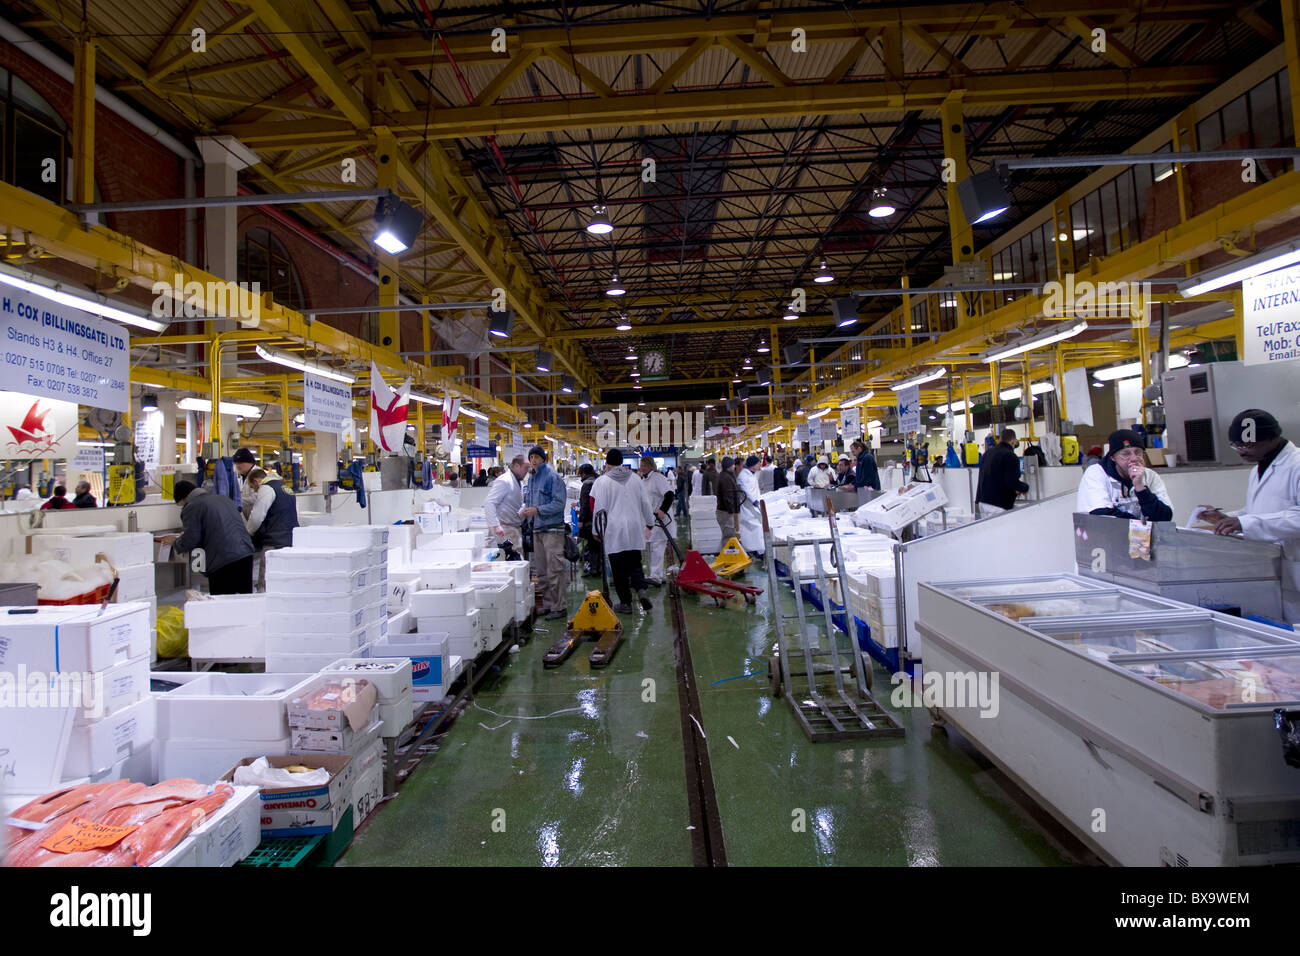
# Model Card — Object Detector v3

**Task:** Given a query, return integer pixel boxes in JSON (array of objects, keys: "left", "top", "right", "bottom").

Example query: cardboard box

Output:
[
  {"left": 349, "top": 751, "right": 384, "bottom": 826},
  {"left": 63, "top": 695, "right": 156, "bottom": 779},
  {"left": 155, "top": 672, "right": 317, "bottom": 741},
  {"left": 288, "top": 676, "right": 379, "bottom": 732},
  {"left": 266, "top": 547, "right": 369, "bottom": 574},
  {"left": 221, "top": 754, "right": 354, "bottom": 838},
  {"left": 0, "top": 604, "right": 149, "bottom": 673}
]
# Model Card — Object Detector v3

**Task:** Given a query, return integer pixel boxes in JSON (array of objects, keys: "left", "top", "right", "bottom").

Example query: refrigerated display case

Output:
[{"left": 916, "top": 573, "right": 1300, "bottom": 867}]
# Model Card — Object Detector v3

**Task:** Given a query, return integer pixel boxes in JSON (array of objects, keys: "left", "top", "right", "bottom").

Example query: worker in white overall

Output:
[
  {"left": 1201, "top": 408, "right": 1300, "bottom": 625},
  {"left": 638, "top": 454, "right": 676, "bottom": 586},
  {"left": 737, "top": 454, "right": 765, "bottom": 557}
]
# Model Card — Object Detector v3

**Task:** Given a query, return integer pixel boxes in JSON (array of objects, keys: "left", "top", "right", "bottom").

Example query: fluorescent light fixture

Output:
[
  {"left": 561, "top": 375, "right": 575, "bottom": 392},
  {"left": 980, "top": 320, "right": 1088, "bottom": 363},
  {"left": 890, "top": 367, "right": 947, "bottom": 391},
  {"left": 999, "top": 382, "right": 1056, "bottom": 401},
  {"left": 458, "top": 405, "right": 489, "bottom": 421},
  {"left": 0, "top": 265, "right": 167, "bottom": 332},
  {"left": 992, "top": 271, "right": 1016, "bottom": 281},
  {"left": 630, "top": 370, "right": 640, "bottom": 377},
  {"left": 586, "top": 204, "right": 612, "bottom": 235},
  {"left": 767, "top": 426, "right": 781, "bottom": 434},
  {"left": 1058, "top": 228, "right": 1093, "bottom": 242},
  {"left": 488, "top": 306, "right": 514, "bottom": 338},
  {"left": 373, "top": 194, "right": 422, "bottom": 254},
  {"left": 625, "top": 353, "right": 638, "bottom": 362},
  {"left": 255, "top": 344, "right": 357, "bottom": 383},
  {"left": 633, "top": 384, "right": 642, "bottom": 390},
  {"left": 1153, "top": 165, "right": 1174, "bottom": 183},
  {"left": 1178, "top": 239, "right": 1300, "bottom": 297},
  {"left": 838, "top": 390, "right": 876, "bottom": 409},
  {"left": 535, "top": 350, "right": 552, "bottom": 373},
  {"left": 409, "top": 391, "right": 443, "bottom": 406},
  {"left": 78, "top": 441, "right": 114, "bottom": 448},
  {"left": 957, "top": 169, "right": 1010, "bottom": 225},
  {"left": 1092, "top": 353, "right": 1188, "bottom": 381},
  {"left": 935, "top": 400, "right": 967, "bottom": 414},
  {"left": 806, "top": 408, "right": 830, "bottom": 420},
  {"left": 867, "top": 188, "right": 895, "bottom": 218},
  {"left": 814, "top": 259, "right": 835, "bottom": 284},
  {"left": 606, "top": 272, "right": 625, "bottom": 296},
  {"left": 177, "top": 397, "right": 261, "bottom": 417},
  {"left": 866, "top": 419, "right": 883, "bottom": 428}
]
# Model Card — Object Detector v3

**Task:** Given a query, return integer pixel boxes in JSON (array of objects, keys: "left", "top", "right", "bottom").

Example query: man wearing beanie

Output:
[
  {"left": 1201, "top": 409, "right": 1300, "bottom": 623},
  {"left": 589, "top": 449, "right": 654, "bottom": 614},
  {"left": 976, "top": 429, "right": 1030, "bottom": 516},
  {"left": 715, "top": 455, "right": 741, "bottom": 545},
  {"left": 168, "top": 479, "right": 256, "bottom": 594},
  {"left": 736, "top": 454, "right": 765, "bottom": 556},
  {"left": 1076, "top": 428, "right": 1173, "bottom": 521}
]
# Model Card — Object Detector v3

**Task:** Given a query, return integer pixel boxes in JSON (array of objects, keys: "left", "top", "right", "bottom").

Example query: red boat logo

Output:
[{"left": 5, "top": 401, "right": 58, "bottom": 454}]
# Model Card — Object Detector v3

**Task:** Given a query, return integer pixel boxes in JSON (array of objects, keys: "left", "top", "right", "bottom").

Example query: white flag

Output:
[{"left": 369, "top": 362, "right": 411, "bottom": 452}]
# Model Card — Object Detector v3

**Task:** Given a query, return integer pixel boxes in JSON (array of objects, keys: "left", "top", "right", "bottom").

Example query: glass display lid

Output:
[
  {"left": 1031, "top": 615, "right": 1299, "bottom": 662},
  {"left": 972, "top": 589, "right": 1180, "bottom": 621},
  {"left": 938, "top": 575, "right": 1106, "bottom": 601},
  {"left": 1112, "top": 650, "right": 1300, "bottom": 710}
]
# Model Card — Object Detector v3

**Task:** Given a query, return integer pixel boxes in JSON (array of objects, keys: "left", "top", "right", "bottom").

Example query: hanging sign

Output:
[
  {"left": 0, "top": 288, "right": 129, "bottom": 412},
  {"left": 897, "top": 385, "right": 921, "bottom": 433},
  {"left": 134, "top": 408, "right": 161, "bottom": 483},
  {"left": 304, "top": 371, "right": 352, "bottom": 435},
  {"left": 69, "top": 444, "right": 104, "bottom": 473},
  {"left": 1243, "top": 263, "right": 1300, "bottom": 366},
  {"left": 474, "top": 420, "right": 488, "bottom": 445},
  {"left": 793, "top": 424, "right": 808, "bottom": 443},
  {"left": 0, "top": 393, "right": 77, "bottom": 460},
  {"left": 840, "top": 407, "right": 861, "bottom": 439}
]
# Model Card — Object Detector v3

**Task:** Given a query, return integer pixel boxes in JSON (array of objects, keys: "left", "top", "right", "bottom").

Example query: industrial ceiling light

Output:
[
  {"left": 867, "top": 188, "right": 895, "bottom": 218},
  {"left": 738, "top": 386, "right": 750, "bottom": 401},
  {"left": 838, "top": 390, "right": 875, "bottom": 409},
  {"left": 956, "top": 169, "right": 1010, "bottom": 225},
  {"left": 141, "top": 393, "right": 159, "bottom": 411},
  {"left": 630, "top": 370, "right": 640, "bottom": 377},
  {"left": 561, "top": 375, "right": 575, "bottom": 392},
  {"left": 832, "top": 296, "right": 858, "bottom": 328},
  {"left": 999, "top": 382, "right": 1057, "bottom": 401},
  {"left": 1092, "top": 354, "right": 1189, "bottom": 382},
  {"left": 757, "top": 339, "right": 770, "bottom": 353},
  {"left": 177, "top": 397, "right": 261, "bottom": 417},
  {"left": 890, "top": 366, "right": 947, "bottom": 391},
  {"left": 806, "top": 408, "right": 830, "bottom": 420},
  {"left": 578, "top": 390, "right": 591, "bottom": 409},
  {"left": 1178, "top": 239, "right": 1300, "bottom": 296},
  {"left": 755, "top": 365, "right": 773, "bottom": 386},
  {"left": 732, "top": 375, "right": 742, "bottom": 383},
  {"left": 255, "top": 344, "right": 357, "bottom": 384},
  {"left": 783, "top": 342, "right": 808, "bottom": 366},
  {"left": 373, "top": 194, "right": 423, "bottom": 254},
  {"left": 0, "top": 264, "right": 168, "bottom": 332},
  {"left": 535, "top": 350, "right": 553, "bottom": 373},
  {"left": 980, "top": 320, "right": 1088, "bottom": 363},
  {"left": 634, "top": 384, "right": 642, "bottom": 389},
  {"left": 458, "top": 406, "right": 489, "bottom": 421},
  {"left": 606, "top": 272, "right": 625, "bottom": 296},
  {"left": 586, "top": 204, "right": 612, "bottom": 235},
  {"left": 814, "top": 259, "right": 835, "bottom": 284},
  {"left": 783, "top": 308, "right": 799, "bottom": 321},
  {"left": 625, "top": 352, "right": 638, "bottom": 361},
  {"left": 615, "top": 314, "right": 632, "bottom": 331},
  {"left": 488, "top": 305, "right": 514, "bottom": 338},
  {"left": 409, "top": 392, "right": 443, "bottom": 406}
]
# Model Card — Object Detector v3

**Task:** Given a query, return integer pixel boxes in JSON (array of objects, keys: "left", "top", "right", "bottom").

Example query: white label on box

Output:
[
  {"left": 109, "top": 621, "right": 133, "bottom": 657},
  {"left": 112, "top": 717, "right": 137, "bottom": 748},
  {"left": 110, "top": 672, "right": 135, "bottom": 698},
  {"left": 353, "top": 608, "right": 365, "bottom": 630},
  {"left": 357, "top": 570, "right": 368, "bottom": 589}
]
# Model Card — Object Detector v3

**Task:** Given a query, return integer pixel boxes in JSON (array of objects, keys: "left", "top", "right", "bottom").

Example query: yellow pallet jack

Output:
[
  {"left": 542, "top": 589, "right": 625, "bottom": 668},
  {"left": 709, "top": 537, "right": 753, "bottom": 578}
]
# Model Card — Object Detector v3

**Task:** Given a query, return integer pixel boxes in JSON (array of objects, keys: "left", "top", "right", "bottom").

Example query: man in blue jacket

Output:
[
  {"left": 851, "top": 440, "right": 881, "bottom": 492},
  {"left": 522, "top": 445, "right": 569, "bottom": 620}
]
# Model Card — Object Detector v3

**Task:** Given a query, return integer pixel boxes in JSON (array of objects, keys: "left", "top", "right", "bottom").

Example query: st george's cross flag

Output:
[{"left": 369, "top": 362, "right": 411, "bottom": 452}]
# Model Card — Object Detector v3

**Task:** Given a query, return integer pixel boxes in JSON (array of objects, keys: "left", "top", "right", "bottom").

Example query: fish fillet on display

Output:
[
  {"left": 106, "top": 778, "right": 211, "bottom": 808},
  {"left": 9, "top": 782, "right": 117, "bottom": 824},
  {"left": 99, "top": 799, "right": 187, "bottom": 829},
  {"left": 121, "top": 785, "right": 234, "bottom": 867},
  {"left": 3, "top": 781, "right": 141, "bottom": 868}
]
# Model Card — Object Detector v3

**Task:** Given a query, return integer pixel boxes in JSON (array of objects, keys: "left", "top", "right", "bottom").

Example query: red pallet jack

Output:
[
  {"left": 659, "top": 513, "right": 763, "bottom": 606},
  {"left": 543, "top": 512, "right": 625, "bottom": 668}
]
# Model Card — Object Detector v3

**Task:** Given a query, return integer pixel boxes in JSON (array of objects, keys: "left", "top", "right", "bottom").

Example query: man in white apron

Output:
[
  {"left": 1202, "top": 408, "right": 1300, "bottom": 625},
  {"left": 638, "top": 454, "right": 676, "bottom": 585},
  {"left": 737, "top": 454, "right": 765, "bottom": 557}
]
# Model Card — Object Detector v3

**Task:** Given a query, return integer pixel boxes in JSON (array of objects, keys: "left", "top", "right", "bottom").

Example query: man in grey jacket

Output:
[{"left": 171, "top": 480, "right": 256, "bottom": 594}]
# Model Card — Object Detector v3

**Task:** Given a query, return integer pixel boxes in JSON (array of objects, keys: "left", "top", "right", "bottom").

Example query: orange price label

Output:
[{"left": 39, "top": 816, "right": 138, "bottom": 853}]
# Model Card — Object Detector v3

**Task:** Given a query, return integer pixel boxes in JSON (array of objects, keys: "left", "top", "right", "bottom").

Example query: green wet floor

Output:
[{"left": 342, "top": 523, "right": 1095, "bottom": 868}]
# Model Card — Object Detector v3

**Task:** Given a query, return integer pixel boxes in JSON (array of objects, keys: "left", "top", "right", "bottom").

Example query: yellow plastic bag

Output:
[{"left": 156, "top": 605, "right": 188, "bottom": 659}]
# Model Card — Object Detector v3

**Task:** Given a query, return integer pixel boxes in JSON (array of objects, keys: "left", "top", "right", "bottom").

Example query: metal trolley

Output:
[{"left": 760, "top": 498, "right": 903, "bottom": 742}]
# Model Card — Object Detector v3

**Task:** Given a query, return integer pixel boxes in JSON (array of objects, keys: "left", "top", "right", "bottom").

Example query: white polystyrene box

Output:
[
  {"left": 263, "top": 650, "right": 343, "bottom": 674},
  {"left": 265, "top": 606, "right": 371, "bottom": 638},
  {"left": 75, "top": 653, "right": 151, "bottom": 726},
  {"left": 411, "top": 561, "right": 470, "bottom": 589},
  {"left": 388, "top": 608, "right": 413, "bottom": 635},
  {"left": 416, "top": 607, "right": 479, "bottom": 640},
  {"left": 293, "top": 524, "right": 390, "bottom": 549},
  {"left": 444, "top": 632, "right": 483, "bottom": 661},
  {"left": 320, "top": 656, "right": 412, "bottom": 701},
  {"left": 188, "top": 625, "right": 265, "bottom": 662},
  {"left": 265, "top": 547, "right": 369, "bottom": 574},
  {"left": 63, "top": 695, "right": 156, "bottom": 779},
  {"left": 185, "top": 594, "right": 266, "bottom": 630},
  {"left": 410, "top": 586, "right": 476, "bottom": 617},
  {"left": 416, "top": 530, "right": 485, "bottom": 551},
  {"left": 264, "top": 585, "right": 383, "bottom": 618},
  {"left": 155, "top": 672, "right": 316, "bottom": 741},
  {"left": 31, "top": 531, "right": 154, "bottom": 568},
  {"left": 0, "top": 604, "right": 149, "bottom": 673},
  {"left": 158, "top": 735, "right": 290, "bottom": 783},
  {"left": 265, "top": 566, "right": 374, "bottom": 595},
  {"left": 112, "top": 563, "right": 156, "bottom": 602}
]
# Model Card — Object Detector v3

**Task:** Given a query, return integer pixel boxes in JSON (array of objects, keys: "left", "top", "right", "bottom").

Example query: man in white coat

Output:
[
  {"left": 1201, "top": 409, "right": 1300, "bottom": 624},
  {"left": 691, "top": 464, "right": 703, "bottom": 498},
  {"left": 590, "top": 449, "right": 654, "bottom": 614},
  {"left": 736, "top": 454, "right": 765, "bottom": 557},
  {"left": 483, "top": 454, "right": 528, "bottom": 550},
  {"left": 638, "top": 454, "right": 676, "bottom": 585}
]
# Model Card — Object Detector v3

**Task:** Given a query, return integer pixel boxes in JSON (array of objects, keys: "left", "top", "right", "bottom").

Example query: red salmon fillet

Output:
[
  {"left": 106, "top": 778, "right": 211, "bottom": 808},
  {"left": 9, "top": 781, "right": 119, "bottom": 824},
  {"left": 99, "top": 798, "right": 186, "bottom": 829},
  {"left": 123, "top": 785, "right": 234, "bottom": 867},
  {"left": 4, "top": 781, "right": 141, "bottom": 867}
]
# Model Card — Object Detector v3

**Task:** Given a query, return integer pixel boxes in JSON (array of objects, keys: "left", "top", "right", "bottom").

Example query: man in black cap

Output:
[
  {"left": 715, "top": 455, "right": 741, "bottom": 544},
  {"left": 1200, "top": 409, "right": 1300, "bottom": 622},
  {"left": 1075, "top": 428, "right": 1173, "bottom": 521},
  {"left": 167, "top": 480, "right": 256, "bottom": 594}
]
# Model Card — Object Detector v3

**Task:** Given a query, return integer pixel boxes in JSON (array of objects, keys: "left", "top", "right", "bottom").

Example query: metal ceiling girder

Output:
[{"left": 221, "top": 66, "right": 1224, "bottom": 145}]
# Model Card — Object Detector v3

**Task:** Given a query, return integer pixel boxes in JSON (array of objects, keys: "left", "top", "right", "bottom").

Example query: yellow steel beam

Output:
[
  {"left": 471, "top": 47, "right": 542, "bottom": 106},
  {"left": 149, "top": 10, "right": 260, "bottom": 83},
  {"left": 1063, "top": 15, "right": 1144, "bottom": 68},
  {"left": 145, "top": 84, "right": 348, "bottom": 120},
  {"left": 718, "top": 35, "right": 793, "bottom": 87},
  {"left": 542, "top": 47, "right": 615, "bottom": 98},
  {"left": 146, "top": 0, "right": 208, "bottom": 75},
  {"left": 222, "top": 65, "right": 1223, "bottom": 144},
  {"left": 940, "top": 93, "right": 974, "bottom": 264},
  {"left": 72, "top": 37, "right": 94, "bottom": 206}
]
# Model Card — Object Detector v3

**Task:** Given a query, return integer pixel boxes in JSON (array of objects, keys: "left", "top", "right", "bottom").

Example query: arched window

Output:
[
  {"left": 1, "top": 68, "right": 72, "bottom": 204},
  {"left": 238, "top": 227, "right": 307, "bottom": 312}
]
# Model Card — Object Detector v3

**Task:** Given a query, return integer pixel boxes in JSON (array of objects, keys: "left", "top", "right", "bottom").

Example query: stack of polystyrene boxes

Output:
[
  {"left": 689, "top": 494, "right": 721, "bottom": 554},
  {"left": 468, "top": 570, "right": 514, "bottom": 651},
  {"left": 263, "top": 547, "right": 376, "bottom": 672},
  {"left": 30, "top": 531, "right": 158, "bottom": 628},
  {"left": 490, "top": 560, "right": 532, "bottom": 625},
  {"left": 409, "top": 561, "right": 484, "bottom": 662},
  {"left": 292, "top": 525, "right": 391, "bottom": 648}
]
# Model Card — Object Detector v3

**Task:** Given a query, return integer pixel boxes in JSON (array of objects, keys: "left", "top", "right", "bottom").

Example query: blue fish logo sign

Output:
[{"left": 411, "top": 659, "right": 430, "bottom": 681}]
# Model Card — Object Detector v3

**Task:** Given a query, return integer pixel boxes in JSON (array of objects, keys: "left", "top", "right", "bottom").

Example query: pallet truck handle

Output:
[
  {"left": 760, "top": 498, "right": 770, "bottom": 533},
  {"left": 655, "top": 511, "right": 686, "bottom": 564}
]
